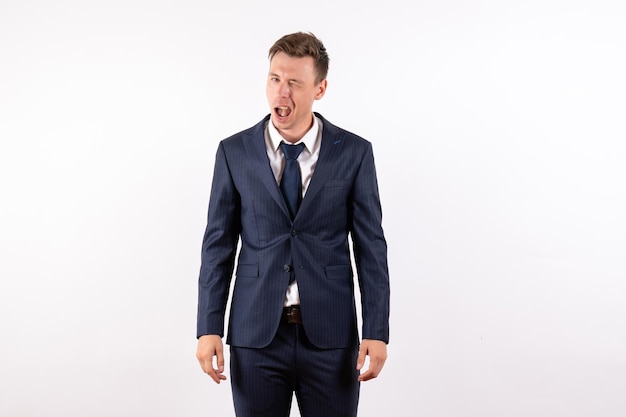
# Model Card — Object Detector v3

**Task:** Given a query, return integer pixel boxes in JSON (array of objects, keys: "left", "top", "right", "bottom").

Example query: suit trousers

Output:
[{"left": 230, "top": 320, "right": 360, "bottom": 417}]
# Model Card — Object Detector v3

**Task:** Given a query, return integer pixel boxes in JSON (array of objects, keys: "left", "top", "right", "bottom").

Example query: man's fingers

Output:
[
  {"left": 215, "top": 344, "right": 225, "bottom": 372},
  {"left": 199, "top": 358, "right": 227, "bottom": 384},
  {"left": 205, "top": 366, "right": 220, "bottom": 383},
  {"left": 208, "top": 367, "right": 227, "bottom": 384},
  {"left": 357, "top": 358, "right": 383, "bottom": 381},
  {"left": 211, "top": 347, "right": 226, "bottom": 383},
  {"left": 356, "top": 348, "right": 367, "bottom": 371},
  {"left": 356, "top": 339, "right": 387, "bottom": 382},
  {"left": 196, "top": 335, "right": 227, "bottom": 384}
]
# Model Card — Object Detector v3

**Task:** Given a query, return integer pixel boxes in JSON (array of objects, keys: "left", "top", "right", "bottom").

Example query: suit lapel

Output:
[
  {"left": 242, "top": 116, "right": 292, "bottom": 220},
  {"left": 297, "top": 115, "right": 345, "bottom": 218}
]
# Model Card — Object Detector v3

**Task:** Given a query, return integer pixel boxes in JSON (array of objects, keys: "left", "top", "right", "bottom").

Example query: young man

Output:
[{"left": 196, "top": 31, "right": 390, "bottom": 417}]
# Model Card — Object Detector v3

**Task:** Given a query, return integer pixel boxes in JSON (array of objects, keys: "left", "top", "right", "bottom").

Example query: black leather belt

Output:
[{"left": 282, "top": 306, "right": 302, "bottom": 324}]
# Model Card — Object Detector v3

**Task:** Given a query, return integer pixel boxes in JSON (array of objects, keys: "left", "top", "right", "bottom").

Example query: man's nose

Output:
[{"left": 279, "top": 82, "right": 291, "bottom": 97}]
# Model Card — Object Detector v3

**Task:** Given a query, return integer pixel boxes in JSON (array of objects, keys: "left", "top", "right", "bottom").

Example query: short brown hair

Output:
[{"left": 268, "top": 32, "right": 329, "bottom": 84}]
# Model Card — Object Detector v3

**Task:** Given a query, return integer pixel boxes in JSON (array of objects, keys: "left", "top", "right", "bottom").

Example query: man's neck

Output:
[{"left": 275, "top": 114, "right": 314, "bottom": 143}]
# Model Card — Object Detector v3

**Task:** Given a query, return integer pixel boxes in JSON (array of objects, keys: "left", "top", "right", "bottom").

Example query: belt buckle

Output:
[{"left": 285, "top": 306, "right": 301, "bottom": 324}]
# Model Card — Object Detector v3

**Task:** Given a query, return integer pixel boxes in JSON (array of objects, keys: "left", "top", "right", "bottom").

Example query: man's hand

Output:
[
  {"left": 196, "top": 334, "right": 227, "bottom": 384},
  {"left": 356, "top": 339, "right": 387, "bottom": 382}
]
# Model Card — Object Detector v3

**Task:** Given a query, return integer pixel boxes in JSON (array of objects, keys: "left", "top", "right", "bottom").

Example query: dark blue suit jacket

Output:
[{"left": 197, "top": 113, "right": 389, "bottom": 349}]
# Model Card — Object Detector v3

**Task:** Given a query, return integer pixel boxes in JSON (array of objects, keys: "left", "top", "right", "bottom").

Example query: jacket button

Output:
[
  {"left": 291, "top": 229, "right": 297, "bottom": 237},
  {"left": 283, "top": 264, "right": 292, "bottom": 272}
]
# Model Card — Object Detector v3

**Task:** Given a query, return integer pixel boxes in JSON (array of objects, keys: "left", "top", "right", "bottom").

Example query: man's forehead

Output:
[{"left": 269, "top": 54, "right": 316, "bottom": 76}]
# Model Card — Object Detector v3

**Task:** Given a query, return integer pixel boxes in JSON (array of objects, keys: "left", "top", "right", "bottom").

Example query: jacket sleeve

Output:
[
  {"left": 196, "top": 142, "right": 241, "bottom": 338},
  {"left": 349, "top": 142, "right": 390, "bottom": 343}
]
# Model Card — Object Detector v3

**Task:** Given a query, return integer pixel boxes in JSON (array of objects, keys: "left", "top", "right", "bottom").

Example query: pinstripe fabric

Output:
[
  {"left": 230, "top": 322, "right": 360, "bottom": 417},
  {"left": 197, "top": 113, "right": 390, "bottom": 349}
]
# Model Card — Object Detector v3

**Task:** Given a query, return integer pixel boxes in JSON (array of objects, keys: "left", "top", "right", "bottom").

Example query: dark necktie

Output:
[{"left": 279, "top": 142, "right": 305, "bottom": 220}]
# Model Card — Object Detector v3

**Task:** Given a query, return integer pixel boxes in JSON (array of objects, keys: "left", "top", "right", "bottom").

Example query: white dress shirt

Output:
[{"left": 265, "top": 115, "right": 322, "bottom": 306}]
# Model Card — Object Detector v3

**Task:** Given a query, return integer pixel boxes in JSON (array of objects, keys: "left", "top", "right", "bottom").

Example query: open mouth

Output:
[{"left": 275, "top": 106, "right": 292, "bottom": 118}]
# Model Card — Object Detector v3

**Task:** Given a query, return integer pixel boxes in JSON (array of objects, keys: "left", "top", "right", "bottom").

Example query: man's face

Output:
[{"left": 266, "top": 52, "right": 327, "bottom": 142}]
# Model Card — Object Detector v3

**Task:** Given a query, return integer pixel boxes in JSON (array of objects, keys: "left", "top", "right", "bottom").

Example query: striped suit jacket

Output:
[{"left": 197, "top": 113, "right": 390, "bottom": 349}]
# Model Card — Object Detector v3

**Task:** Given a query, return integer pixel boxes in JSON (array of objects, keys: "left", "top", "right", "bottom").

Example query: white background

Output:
[{"left": 1, "top": 1, "right": 625, "bottom": 416}]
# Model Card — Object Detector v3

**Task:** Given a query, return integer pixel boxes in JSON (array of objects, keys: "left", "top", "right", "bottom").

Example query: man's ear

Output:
[{"left": 314, "top": 79, "right": 328, "bottom": 100}]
